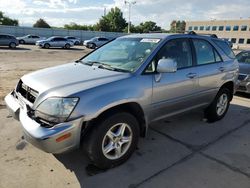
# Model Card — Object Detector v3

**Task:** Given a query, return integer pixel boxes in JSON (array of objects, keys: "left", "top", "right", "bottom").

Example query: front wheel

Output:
[
  {"left": 84, "top": 112, "right": 139, "bottom": 169},
  {"left": 205, "top": 88, "right": 231, "bottom": 122},
  {"left": 44, "top": 43, "right": 50, "bottom": 49}
]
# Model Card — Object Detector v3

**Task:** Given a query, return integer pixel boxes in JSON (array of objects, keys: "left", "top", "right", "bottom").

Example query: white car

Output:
[
  {"left": 64, "top": 36, "right": 81, "bottom": 45},
  {"left": 83, "top": 37, "right": 110, "bottom": 49},
  {"left": 17, "top": 35, "right": 46, "bottom": 44}
]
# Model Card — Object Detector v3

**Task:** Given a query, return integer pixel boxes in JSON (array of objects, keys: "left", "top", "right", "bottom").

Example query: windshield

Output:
[
  {"left": 236, "top": 51, "right": 250, "bottom": 63},
  {"left": 81, "top": 37, "right": 160, "bottom": 72}
]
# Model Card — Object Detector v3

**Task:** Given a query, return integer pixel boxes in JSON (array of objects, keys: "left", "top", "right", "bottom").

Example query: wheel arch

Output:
[
  {"left": 81, "top": 102, "right": 147, "bottom": 139},
  {"left": 220, "top": 81, "right": 234, "bottom": 101}
]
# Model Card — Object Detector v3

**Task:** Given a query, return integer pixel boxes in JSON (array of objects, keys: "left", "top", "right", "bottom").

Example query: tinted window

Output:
[
  {"left": 32, "top": 36, "right": 39, "bottom": 38},
  {"left": 212, "top": 26, "right": 217, "bottom": 31},
  {"left": 99, "top": 38, "right": 108, "bottom": 41},
  {"left": 241, "top": 25, "right": 247, "bottom": 31},
  {"left": 239, "top": 38, "right": 244, "bottom": 44},
  {"left": 193, "top": 39, "right": 217, "bottom": 65},
  {"left": 54, "top": 38, "right": 66, "bottom": 41},
  {"left": 226, "top": 26, "right": 231, "bottom": 31},
  {"left": 233, "top": 25, "right": 239, "bottom": 31},
  {"left": 156, "top": 39, "right": 192, "bottom": 69},
  {"left": 68, "top": 37, "right": 75, "bottom": 39},
  {"left": 200, "top": 26, "right": 204, "bottom": 31},
  {"left": 213, "top": 39, "right": 235, "bottom": 59},
  {"left": 188, "top": 26, "right": 192, "bottom": 31},
  {"left": 194, "top": 26, "right": 198, "bottom": 31},
  {"left": 247, "top": 39, "right": 250, "bottom": 44},
  {"left": 219, "top": 26, "right": 224, "bottom": 31},
  {"left": 206, "top": 26, "right": 210, "bottom": 31}
]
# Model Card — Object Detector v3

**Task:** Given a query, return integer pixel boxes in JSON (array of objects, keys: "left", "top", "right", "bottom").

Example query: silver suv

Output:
[{"left": 5, "top": 33, "right": 239, "bottom": 169}]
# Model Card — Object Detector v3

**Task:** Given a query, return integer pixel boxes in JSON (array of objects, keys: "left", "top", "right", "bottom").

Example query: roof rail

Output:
[{"left": 186, "top": 31, "right": 218, "bottom": 38}]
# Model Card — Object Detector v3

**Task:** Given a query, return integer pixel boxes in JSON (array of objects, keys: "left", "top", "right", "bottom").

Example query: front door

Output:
[{"left": 150, "top": 38, "right": 199, "bottom": 121}]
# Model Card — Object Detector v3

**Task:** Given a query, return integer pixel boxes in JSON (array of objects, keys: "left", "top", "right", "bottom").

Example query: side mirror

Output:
[{"left": 157, "top": 58, "right": 177, "bottom": 73}]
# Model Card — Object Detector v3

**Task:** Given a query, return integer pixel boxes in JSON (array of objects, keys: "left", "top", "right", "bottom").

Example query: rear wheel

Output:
[
  {"left": 65, "top": 43, "right": 70, "bottom": 49},
  {"left": 205, "top": 88, "right": 231, "bottom": 122},
  {"left": 84, "top": 112, "right": 139, "bottom": 169},
  {"left": 44, "top": 43, "right": 50, "bottom": 49},
  {"left": 9, "top": 42, "right": 16, "bottom": 48},
  {"left": 74, "top": 41, "right": 79, "bottom": 45}
]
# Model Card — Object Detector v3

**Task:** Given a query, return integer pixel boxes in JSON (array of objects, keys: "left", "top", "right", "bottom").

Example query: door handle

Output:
[
  {"left": 186, "top": 73, "right": 197, "bottom": 79},
  {"left": 219, "top": 67, "right": 225, "bottom": 72}
]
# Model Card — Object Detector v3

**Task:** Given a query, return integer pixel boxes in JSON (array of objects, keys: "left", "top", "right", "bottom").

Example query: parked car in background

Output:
[
  {"left": 64, "top": 36, "right": 81, "bottom": 45},
  {"left": 0, "top": 34, "right": 19, "bottom": 48},
  {"left": 236, "top": 50, "right": 250, "bottom": 93},
  {"left": 83, "top": 37, "right": 110, "bottom": 49},
  {"left": 17, "top": 35, "right": 46, "bottom": 44},
  {"left": 5, "top": 33, "right": 238, "bottom": 169},
  {"left": 36, "top": 36, "right": 74, "bottom": 49}
]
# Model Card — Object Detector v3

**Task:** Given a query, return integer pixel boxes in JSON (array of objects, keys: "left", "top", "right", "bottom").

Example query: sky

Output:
[{"left": 0, "top": 0, "right": 250, "bottom": 29}]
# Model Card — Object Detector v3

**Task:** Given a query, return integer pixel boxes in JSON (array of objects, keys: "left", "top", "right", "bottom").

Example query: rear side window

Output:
[
  {"left": 212, "top": 39, "right": 235, "bottom": 59},
  {"left": 193, "top": 39, "right": 222, "bottom": 65}
]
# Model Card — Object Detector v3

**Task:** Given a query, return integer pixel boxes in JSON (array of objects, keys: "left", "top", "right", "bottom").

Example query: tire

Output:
[
  {"left": 84, "top": 112, "right": 140, "bottom": 169},
  {"left": 9, "top": 42, "right": 16, "bottom": 49},
  {"left": 74, "top": 41, "right": 79, "bottom": 45},
  {"left": 44, "top": 43, "right": 50, "bottom": 49},
  {"left": 19, "top": 40, "right": 25, "bottom": 44},
  {"left": 65, "top": 43, "right": 70, "bottom": 49},
  {"left": 205, "top": 88, "right": 231, "bottom": 122},
  {"left": 90, "top": 43, "right": 96, "bottom": 49}
]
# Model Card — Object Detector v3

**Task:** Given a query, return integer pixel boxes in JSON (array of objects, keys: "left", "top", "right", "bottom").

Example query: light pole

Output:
[{"left": 125, "top": 0, "right": 136, "bottom": 34}]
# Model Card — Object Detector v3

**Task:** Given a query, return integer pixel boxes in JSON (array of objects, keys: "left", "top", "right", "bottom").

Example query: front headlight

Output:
[{"left": 35, "top": 97, "right": 79, "bottom": 124}]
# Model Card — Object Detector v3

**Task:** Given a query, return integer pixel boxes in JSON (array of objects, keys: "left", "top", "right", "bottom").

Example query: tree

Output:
[
  {"left": 138, "top": 21, "right": 162, "bottom": 33},
  {"left": 64, "top": 22, "right": 95, "bottom": 30},
  {"left": 0, "top": 11, "right": 19, "bottom": 26},
  {"left": 33, "top": 18, "right": 51, "bottom": 28},
  {"left": 170, "top": 20, "right": 186, "bottom": 33},
  {"left": 97, "top": 7, "right": 127, "bottom": 32}
]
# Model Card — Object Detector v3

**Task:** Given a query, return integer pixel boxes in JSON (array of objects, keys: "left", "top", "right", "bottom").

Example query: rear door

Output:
[
  {"left": 150, "top": 38, "right": 199, "bottom": 121},
  {"left": 191, "top": 38, "right": 223, "bottom": 103}
]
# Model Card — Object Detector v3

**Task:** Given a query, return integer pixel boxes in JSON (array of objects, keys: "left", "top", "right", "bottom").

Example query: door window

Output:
[{"left": 157, "top": 38, "right": 193, "bottom": 69}]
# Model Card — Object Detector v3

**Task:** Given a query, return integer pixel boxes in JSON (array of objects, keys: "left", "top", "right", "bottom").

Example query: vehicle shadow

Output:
[
  {"left": 235, "top": 92, "right": 250, "bottom": 99},
  {"left": 41, "top": 47, "right": 84, "bottom": 51},
  {"left": 53, "top": 103, "right": 250, "bottom": 188},
  {"left": 0, "top": 47, "right": 31, "bottom": 50}
]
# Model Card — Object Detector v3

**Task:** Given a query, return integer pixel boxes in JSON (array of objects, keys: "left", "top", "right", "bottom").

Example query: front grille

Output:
[
  {"left": 238, "top": 74, "right": 247, "bottom": 81},
  {"left": 16, "top": 80, "right": 38, "bottom": 103}
]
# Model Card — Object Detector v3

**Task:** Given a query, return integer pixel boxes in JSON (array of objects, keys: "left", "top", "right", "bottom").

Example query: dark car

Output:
[
  {"left": 0, "top": 34, "right": 19, "bottom": 48},
  {"left": 236, "top": 51, "right": 250, "bottom": 93}
]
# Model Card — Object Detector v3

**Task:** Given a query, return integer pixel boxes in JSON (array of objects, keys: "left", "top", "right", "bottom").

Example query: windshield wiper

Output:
[{"left": 83, "top": 61, "right": 131, "bottom": 73}]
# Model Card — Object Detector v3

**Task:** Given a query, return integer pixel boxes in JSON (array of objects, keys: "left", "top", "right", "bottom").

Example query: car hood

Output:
[
  {"left": 239, "top": 62, "right": 250, "bottom": 74},
  {"left": 21, "top": 62, "right": 130, "bottom": 104}
]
